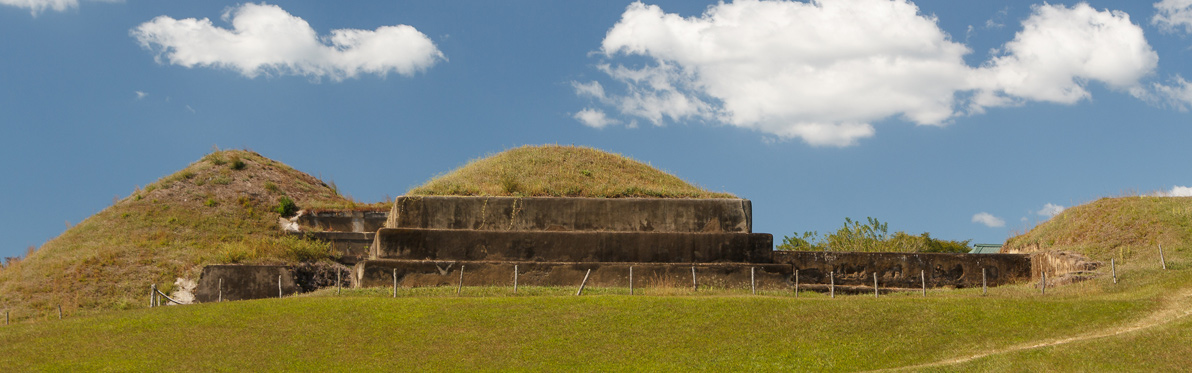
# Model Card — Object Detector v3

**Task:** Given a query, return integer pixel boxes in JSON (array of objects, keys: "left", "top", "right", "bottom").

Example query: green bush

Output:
[
  {"left": 275, "top": 196, "right": 298, "bottom": 217},
  {"left": 778, "top": 217, "right": 971, "bottom": 253}
]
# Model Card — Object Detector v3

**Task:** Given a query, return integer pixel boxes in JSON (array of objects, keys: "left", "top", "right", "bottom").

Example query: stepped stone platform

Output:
[
  {"left": 356, "top": 259, "right": 792, "bottom": 289},
  {"left": 772, "top": 251, "right": 1031, "bottom": 288},
  {"left": 353, "top": 196, "right": 772, "bottom": 288},
  {"left": 387, "top": 196, "right": 752, "bottom": 232},
  {"left": 372, "top": 229, "right": 773, "bottom": 263}
]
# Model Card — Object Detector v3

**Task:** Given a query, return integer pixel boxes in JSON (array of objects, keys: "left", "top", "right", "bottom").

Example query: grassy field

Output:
[
  {"left": 1, "top": 258, "right": 1188, "bottom": 371},
  {"left": 408, "top": 144, "right": 735, "bottom": 198}
]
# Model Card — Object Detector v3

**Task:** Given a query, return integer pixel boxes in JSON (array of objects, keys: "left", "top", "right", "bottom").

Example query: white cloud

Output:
[
  {"left": 971, "top": 3, "right": 1158, "bottom": 110},
  {"left": 972, "top": 212, "right": 1005, "bottom": 228},
  {"left": 1155, "top": 185, "right": 1192, "bottom": 197},
  {"left": 1154, "top": 0, "right": 1192, "bottom": 33},
  {"left": 1036, "top": 203, "right": 1065, "bottom": 217},
  {"left": 134, "top": 91, "right": 148, "bottom": 100},
  {"left": 131, "top": 3, "right": 444, "bottom": 81},
  {"left": 580, "top": 1, "right": 1158, "bottom": 146},
  {"left": 1149, "top": 76, "right": 1192, "bottom": 110},
  {"left": 573, "top": 108, "right": 619, "bottom": 129},
  {"left": 1, "top": 0, "right": 116, "bottom": 16}
]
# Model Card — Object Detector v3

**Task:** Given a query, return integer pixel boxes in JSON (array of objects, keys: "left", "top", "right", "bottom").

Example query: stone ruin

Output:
[{"left": 193, "top": 195, "right": 1038, "bottom": 302}]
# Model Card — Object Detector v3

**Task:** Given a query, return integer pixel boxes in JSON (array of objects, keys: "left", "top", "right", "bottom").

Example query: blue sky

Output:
[{"left": 2, "top": 0, "right": 1191, "bottom": 259}]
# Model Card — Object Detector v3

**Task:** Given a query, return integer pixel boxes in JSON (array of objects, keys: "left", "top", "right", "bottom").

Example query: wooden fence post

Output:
[
  {"left": 278, "top": 275, "right": 282, "bottom": 299},
  {"left": 794, "top": 269, "right": 799, "bottom": 298},
  {"left": 920, "top": 270, "right": 926, "bottom": 297},
  {"left": 1111, "top": 259, "right": 1117, "bottom": 284},
  {"left": 1041, "top": 272, "right": 1047, "bottom": 295},
  {"left": 629, "top": 266, "right": 634, "bottom": 295},
  {"left": 457, "top": 265, "right": 465, "bottom": 296},
  {"left": 149, "top": 284, "right": 155, "bottom": 308},
  {"left": 577, "top": 269, "right": 592, "bottom": 296},
  {"left": 393, "top": 269, "right": 397, "bottom": 298},
  {"left": 58, "top": 305, "right": 62, "bottom": 320},
  {"left": 982, "top": 268, "right": 987, "bottom": 296},
  {"left": 691, "top": 266, "right": 697, "bottom": 292},
  {"left": 751, "top": 267, "right": 756, "bottom": 295},
  {"left": 873, "top": 272, "right": 878, "bottom": 298},
  {"left": 218, "top": 278, "right": 223, "bottom": 302},
  {"left": 513, "top": 265, "right": 519, "bottom": 294},
  {"left": 337, "top": 270, "right": 342, "bottom": 295},
  {"left": 829, "top": 271, "right": 835, "bottom": 299},
  {"left": 1160, "top": 244, "right": 1167, "bottom": 270}
]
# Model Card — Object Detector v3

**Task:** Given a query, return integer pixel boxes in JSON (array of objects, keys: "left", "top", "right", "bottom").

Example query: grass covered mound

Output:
[
  {"left": 0, "top": 150, "right": 363, "bottom": 320},
  {"left": 408, "top": 145, "right": 735, "bottom": 198},
  {"left": 1005, "top": 196, "right": 1192, "bottom": 262}
]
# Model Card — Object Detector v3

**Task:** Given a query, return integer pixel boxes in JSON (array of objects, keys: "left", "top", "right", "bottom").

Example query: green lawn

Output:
[{"left": 0, "top": 278, "right": 1180, "bottom": 371}]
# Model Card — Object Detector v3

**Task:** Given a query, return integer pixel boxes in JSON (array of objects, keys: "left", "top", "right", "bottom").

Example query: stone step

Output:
[
  {"left": 353, "top": 259, "right": 792, "bottom": 289},
  {"left": 387, "top": 196, "right": 752, "bottom": 233},
  {"left": 371, "top": 228, "right": 774, "bottom": 263}
]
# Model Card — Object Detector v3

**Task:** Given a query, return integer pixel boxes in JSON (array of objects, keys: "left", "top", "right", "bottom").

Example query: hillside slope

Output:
[
  {"left": 0, "top": 150, "right": 355, "bottom": 319},
  {"left": 1005, "top": 196, "right": 1192, "bottom": 263},
  {"left": 408, "top": 145, "right": 735, "bottom": 198}
]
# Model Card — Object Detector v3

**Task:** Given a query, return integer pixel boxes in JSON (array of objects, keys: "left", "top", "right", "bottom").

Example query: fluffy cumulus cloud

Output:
[
  {"left": 972, "top": 212, "right": 1005, "bottom": 228},
  {"left": 1036, "top": 203, "right": 1065, "bottom": 218},
  {"left": 573, "top": 108, "right": 619, "bottom": 129},
  {"left": 1155, "top": 185, "right": 1192, "bottom": 197},
  {"left": 1153, "top": 0, "right": 1192, "bottom": 33},
  {"left": 576, "top": 0, "right": 1158, "bottom": 146},
  {"left": 131, "top": 3, "right": 444, "bottom": 81},
  {"left": 970, "top": 3, "right": 1157, "bottom": 109}
]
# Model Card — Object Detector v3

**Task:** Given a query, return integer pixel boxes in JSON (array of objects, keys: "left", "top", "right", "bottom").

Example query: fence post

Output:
[
  {"left": 513, "top": 265, "right": 519, "bottom": 294},
  {"left": 149, "top": 284, "right": 155, "bottom": 308},
  {"left": 393, "top": 268, "right": 397, "bottom": 298},
  {"left": 873, "top": 272, "right": 878, "bottom": 298},
  {"left": 577, "top": 269, "right": 592, "bottom": 296},
  {"left": 278, "top": 275, "right": 282, "bottom": 299},
  {"left": 1111, "top": 259, "right": 1117, "bottom": 284},
  {"left": 218, "top": 278, "right": 223, "bottom": 302},
  {"left": 794, "top": 269, "right": 799, "bottom": 298},
  {"left": 1041, "top": 272, "right": 1047, "bottom": 295},
  {"left": 457, "top": 265, "right": 465, "bottom": 296},
  {"left": 1159, "top": 244, "right": 1167, "bottom": 270},
  {"left": 629, "top": 266, "right": 634, "bottom": 295},
  {"left": 921, "top": 270, "right": 926, "bottom": 297},
  {"left": 982, "top": 268, "right": 987, "bottom": 296},
  {"left": 337, "top": 270, "right": 342, "bottom": 295},
  {"left": 691, "top": 266, "right": 697, "bottom": 292},
  {"left": 830, "top": 271, "right": 835, "bottom": 299},
  {"left": 5, "top": 310, "right": 7, "bottom": 325},
  {"left": 751, "top": 267, "right": 756, "bottom": 295},
  {"left": 58, "top": 305, "right": 62, "bottom": 320}
]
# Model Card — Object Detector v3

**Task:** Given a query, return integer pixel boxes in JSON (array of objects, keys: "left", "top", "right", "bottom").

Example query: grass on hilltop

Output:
[
  {"left": 408, "top": 145, "right": 735, "bottom": 198},
  {"left": 0, "top": 150, "right": 376, "bottom": 321},
  {"left": 1005, "top": 196, "right": 1192, "bottom": 264}
]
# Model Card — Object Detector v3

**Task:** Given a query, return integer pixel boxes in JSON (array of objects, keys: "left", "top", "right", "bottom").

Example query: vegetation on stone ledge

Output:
[
  {"left": 408, "top": 145, "right": 735, "bottom": 198},
  {"left": 778, "top": 217, "right": 971, "bottom": 253}
]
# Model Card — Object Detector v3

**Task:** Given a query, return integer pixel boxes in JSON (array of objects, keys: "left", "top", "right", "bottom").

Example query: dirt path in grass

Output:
[{"left": 877, "top": 287, "right": 1192, "bottom": 372}]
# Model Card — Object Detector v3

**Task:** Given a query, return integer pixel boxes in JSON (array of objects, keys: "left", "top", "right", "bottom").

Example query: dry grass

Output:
[
  {"left": 0, "top": 150, "right": 354, "bottom": 321},
  {"left": 1005, "top": 196, "right": 1192, "bottom": 263},
  {"left": 408, "top": 145, "right": 735, "bottom": 198}
]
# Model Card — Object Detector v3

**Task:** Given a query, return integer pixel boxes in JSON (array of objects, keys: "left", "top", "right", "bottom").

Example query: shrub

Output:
[
  {"left": 229, "top": 156, "right": 246, "bottom": 171},
  {"left": 778, "top": 217, "right": 971, "bottom": 253},
  {"left": 204, "top": 197, "right": 217, "bottom": 207},
  {"left": 275, "top": 196, "right": 298, "bottom": 217},
  {"left": 264, "top": 181, "right": 282, "bottom": 194}
]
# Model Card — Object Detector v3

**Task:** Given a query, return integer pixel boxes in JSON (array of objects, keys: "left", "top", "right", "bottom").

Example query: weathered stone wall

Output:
[
  {"left": 386, "top": 196, "right": 752, "bottom": 233},
  {"left": 771, "top": 251, "right": 1032, "bottom": 288},
  {"left": 355, "top": 259, "right": 792, "bottom": 289},
  {"left": 194, "top": 265, "right": 300, "bottom": 302},
  {"left": 299, "top": 232, "right": 374, "bottom": 265},
  {"left": 372, "top": 228, "right": 774, "bottom": 263},
  {"left": 296, "top": 210, "right": 388, "bottom": 233}
]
